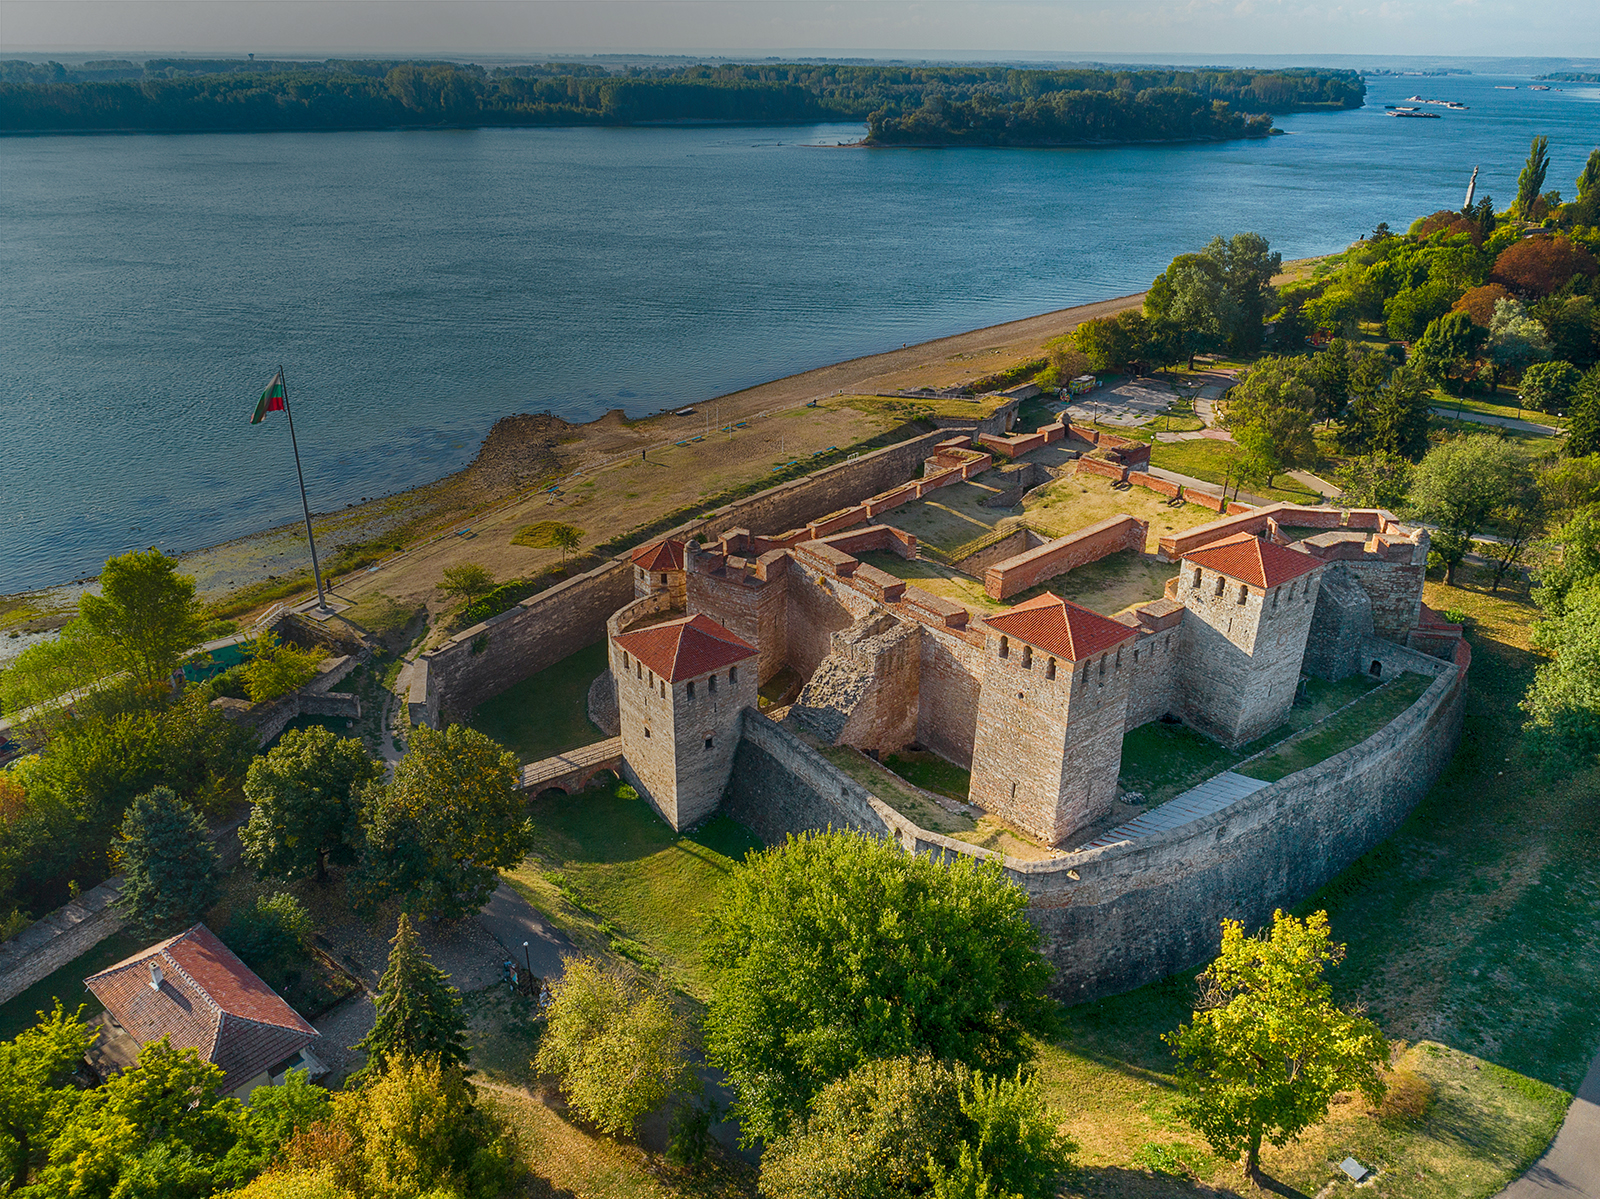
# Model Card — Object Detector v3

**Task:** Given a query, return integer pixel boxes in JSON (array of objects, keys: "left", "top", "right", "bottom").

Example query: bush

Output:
[
  {"left": 223, "top": 892, "right": 312, "bottom": 983},
  {"left": 1377, "top": 1067, "right": 1435, "bottom": 1123},
  {"left": 535, "top": 957, "right": 689, "bottom": 1137},
  {"left": 242, "top": 632, "right": 323, "bottom": 703}
]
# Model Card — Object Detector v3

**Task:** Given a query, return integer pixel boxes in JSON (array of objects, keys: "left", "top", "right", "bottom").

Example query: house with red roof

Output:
[{"left": 84, "top": 923, "right": 322, "bottom": 1099}]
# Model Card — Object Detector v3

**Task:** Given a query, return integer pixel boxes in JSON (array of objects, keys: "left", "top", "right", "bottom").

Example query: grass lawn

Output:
[
  {"left": 885, "top": 749, "right": 972, "bottom": 802},
  {"left": 0, "top": 926, "right": 147, "bottom": 1042},
  {"left": 859, "top": 548, "right": 1176, "bottom": 618},
  {"left": 471, "top": 640, "right": 608, "bottom": 762},
  {"left": 1117, "top": 674, "right": 1378, "bottom": 803},
  {"left": 506, "top": 780, "right": 761, "bottom": 1001},
  {"left": 1149, "top": 439, "right": 1325, "bottom": 505},
  {"left": 1239, "top": 671, "right": 1434, "bottom": 783}
]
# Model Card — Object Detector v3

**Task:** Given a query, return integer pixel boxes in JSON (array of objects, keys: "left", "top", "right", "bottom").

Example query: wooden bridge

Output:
[{"left": 518, "top": 738, "right": 624, "bottom": 794}]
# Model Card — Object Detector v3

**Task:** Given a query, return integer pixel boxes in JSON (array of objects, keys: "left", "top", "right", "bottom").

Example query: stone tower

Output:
[
  {"left": 968, "top": 593, "right": 1138, "bottom": 846},
  {"left": 611, "top": 612, "right": 758, "bottom": 831},
  {"left": 1175, "top": 533, "right": 1324, "bottom": 746},
  {"left": 630, "top": 538, "right": 688, "bottom": 604}
]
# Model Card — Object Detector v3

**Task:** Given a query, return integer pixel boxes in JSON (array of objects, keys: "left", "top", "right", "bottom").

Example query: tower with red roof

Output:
[
  {"left": 611, "top": 611, "right": 759, "bottom": 829},
  {"left": 1176, "top": 533, "right": 1325, "bottom": 745},
  {"left": 969, "top": 593, "right": 1140, "bottom": 844}
]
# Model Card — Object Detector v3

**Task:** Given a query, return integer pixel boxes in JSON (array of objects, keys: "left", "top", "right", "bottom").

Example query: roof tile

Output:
[
  {"left": 630, "top": 539, "right": 686, "bottom": 572},
  {"left": 983, "top": 593, "right": 1136, "bottom": 662},
  {"left": 614, "top": 613, "right": 757, "bottom": 683},
  {"left": 1182, "top": 533, "right": 1320, "bottom": 589}
]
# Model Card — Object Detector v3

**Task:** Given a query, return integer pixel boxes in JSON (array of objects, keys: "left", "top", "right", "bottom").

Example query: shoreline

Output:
[{"left": 0, "top": 262, "right": 1313, "bottom": 643}]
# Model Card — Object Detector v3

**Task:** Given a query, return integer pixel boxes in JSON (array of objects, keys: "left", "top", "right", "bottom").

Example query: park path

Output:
[
  {"left": 1493, "top": 1048, "right": 1600, "bottom": 1199},
  {"left": 1431, "top": 406, "right": 1562, "bottom": 437}
]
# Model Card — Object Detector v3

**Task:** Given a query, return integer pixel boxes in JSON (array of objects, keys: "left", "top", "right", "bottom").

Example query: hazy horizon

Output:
[{"left": 5, "top": 1, "right": 1596, "bottom": 62}]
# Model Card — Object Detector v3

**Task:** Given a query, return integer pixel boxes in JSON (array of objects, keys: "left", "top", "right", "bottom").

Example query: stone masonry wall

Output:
[
  {"left": 0, "top": 879, "right": 124, "bottom": 1005},
  {"left": 950, "top": 527, "right": 1047, "bottom": 578},
  {"left": 718, "top": 638, "right": 1467, "bottom": 1003},
  {"left": 984, "top": 515, "right": 1147, "bottom": 600},
  {"left": 1123, "top": 625, "right": 1184, "bottom": 731},
  {"left": 915, "top": 625, "right": 986, "bottom": 769},
  {"left": 414, "top": 427, "right": 953, "bottom": 720}
]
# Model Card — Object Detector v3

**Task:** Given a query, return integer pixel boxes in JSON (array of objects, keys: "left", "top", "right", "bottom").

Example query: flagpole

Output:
[{"left": 278, "top": 365, "right": 331, "bottom": 615}]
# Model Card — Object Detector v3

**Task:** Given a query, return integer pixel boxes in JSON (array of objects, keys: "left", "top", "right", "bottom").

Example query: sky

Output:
[{"left": 3, "top": 0, "right": 1596, "bottom": 62}]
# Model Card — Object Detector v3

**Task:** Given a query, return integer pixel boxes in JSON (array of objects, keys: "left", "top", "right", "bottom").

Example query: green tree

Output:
[
  {"left": 1574, "top": 149, "right": 1600, "bottom": 225},
  {"left": 1485, "top": 457, "right": 1548, "bottom": 592},
  {"left": 240, "top": 630, "right": 324, "bottom": 703},
  {"left": 437, "top": 563, "right": 496, "bottom": 608},
  {"left": 1384, "top": 279, "right": 1463, "bottom": 342},
  {"left": 1520, "top": 360, "right": 1583, "bottom": 415},
  {"left": 1203, "top": 232, "right": 1281, "bottom": 354},
  {"left": 1348, "top": 360, "right": 1433, "bottom": 462},
  {"left": 242, "top": 725, "right": 380, "bottom": 886},
  {"left": 1221, "top": 357, "right": 1318, "bottom": 487},
  {"left": 550, "top": 524, "right": 583, "bottom": 564},
  {"left": 1531, "top": 503, "right": 1600, "bottom": 616},
  {"left": 759, "top": 1056, "right": 1074, "bottom": 1199},
  {"left": 1305, "top": 340, "right": 1352, "bottom": 425},
  {"left": 1338, "top": 453, "right": 1413, "bottom": 511},
  {"left": 0, "top": 619, "right": 122, "bottom": 724},
  {"left": 1413, "top": 311, "right": 1486, "bottom": 394},
  {"left": 354, "top": 724, "right": 532, "bottom": 921},
  {"left": 0, "top": 1002, "right": 97, "bottom": 1191},
  {"left": 1409, "top": 433, "right": 1524, "bottom": 584},
  {"left": 1145, "top": 252, "right": 1236, "bottom": 369},
  {"left": 29, "top": 1038, "right": 245, "bottom": 1198},
  {"left": 113, "top": 786, "right": 220, "bottom": 931},
  {"left": 1485, "top": 298, "right": 1551, "bottom": 394},
  {"left": 1514, "top": 134, "right": 1552, "bottom": 220},
  {"left": 222, "top": 892, "right": 313, "bottom": 987},
  {"left": 78, "top": 547, "right": 205, "bottom": 688},
  {"left": 535, "top": 957, "right": 689, "bottom": 1137},
  {"left": 705, "top": 829, "right": 1056, "bottom": 1143},
  {"left": 1165, "top": 911, "right": 1387, "bottom": 1184},
  {"left": 354, "top": 914, "right": 470, "bottom": 1079},
  {"left": 1070, "top": 314, "right": 1140, "bottom": 372},
  {"left": 1525, "top": 576, "right": 1600, "bottom": 760},
  {"left": 215, "top": 1068, "right": 332, "bottom": 1188},
  {"left": 1566, "top": 366, "right": 1600, "bottom": 459}
]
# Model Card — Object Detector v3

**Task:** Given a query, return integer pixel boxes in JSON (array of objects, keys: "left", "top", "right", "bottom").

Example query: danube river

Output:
[{"left": 0, "top": 70, "right": 1596, "bottom": 591}]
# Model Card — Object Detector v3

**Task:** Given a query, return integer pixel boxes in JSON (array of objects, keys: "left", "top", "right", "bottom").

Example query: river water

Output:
[{"left": 1, "top": 70, "right": 1596, "bottom": 591}]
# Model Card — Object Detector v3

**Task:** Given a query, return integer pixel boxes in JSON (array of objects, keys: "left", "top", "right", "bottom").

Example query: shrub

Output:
[
  {"left": 535, "top": 957, "right": 689, "bottom": 1137},
  {"left": 1377, "top": 1067, "right": 1435, "bottom": 1123},
  {"left": 242, "top": 632, "right": 323, "bottom": 703},
  {"left": 223, "top": 892, "right": 312, "bottom": 983}
]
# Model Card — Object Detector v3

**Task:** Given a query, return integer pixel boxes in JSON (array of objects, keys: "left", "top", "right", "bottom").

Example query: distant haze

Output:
[{"left": 5, "top": 0, "right": 1596, "bottom": 61}]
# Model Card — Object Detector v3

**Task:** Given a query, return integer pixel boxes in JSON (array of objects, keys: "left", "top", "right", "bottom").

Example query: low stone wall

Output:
[
  {"left": 950, "top": 526, "right": 1046, "bottom": 578},
  {"left": 1186, "top": 489, "right": 1225, "bottom": 513},
  {"left": 720, "top": 638, "right": 1468, "bottom": 1005},
  {"left": 213, "top": 655, "right": 364, "bottom": 746},
  {"left": 1128, "top": 471, "right": 1180, "bottom": 500},
  {"left": 0, "top": 879, "right": 123, "bottom": 1005},
  {"left": 1074, "top": 457, "right": 1128, "bottom": 484},
  {"left": 983, "top": 515, "right": 1148, "bottom": 600}
]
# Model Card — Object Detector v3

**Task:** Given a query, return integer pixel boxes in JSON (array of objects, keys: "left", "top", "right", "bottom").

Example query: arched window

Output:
[
  {"left": 1370, "top": 660, "right": 1383, "bottom": 677},
  {"left": 659, "top": 680, "right": 665, "bottom": 698},
  {"left": 1272, "top": 587, "right": 1280, "bottom": 608},
  {"left": 1192, "top": 568, "right": 1202, "bottom": 589},
  {"left": 729, "top": 665, "right": 739, "bottom": 684},
  {"left": 1021, "top": 645, "right": 1032, "bottom": 668},
  {"left": 1098, "top": 654, "right": 1106, "bottom": 677},
  {"left": 1046, "top": 657, "right": 1057, "bottom": 679},
  {"left": 999, "top": 636, "right": 1010, "bottom": 659},
  {"left": 708, "top": 673, "right": 717, "bottom": 693},
  {"left": 1213, "top": 574, "right": 1226, "bottom": 597},
  {"left": 686, "top": 681, "right": 695, "bottom": 700},
  {"left": 1236, "top": 584, "right": 1248, "bottom": 605}
]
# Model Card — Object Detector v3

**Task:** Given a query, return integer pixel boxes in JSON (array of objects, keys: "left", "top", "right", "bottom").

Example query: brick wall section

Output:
[
  {"left": 1158, "top": 504, "right": 1399, "bottom": 561},
  {"left": 950, "top": 527, "right": 1047, "bottom": 577},
  {"left": 1073, "top": 457, "right": 1128, "bottom": 485},
  {"left": 1175, "top": 560, "right": 1324, "bottom": 746},
  {"left": 1128, "top": 471, "right": 1180, "bottom": 500},
  {"left": 1226, "top": 502, "right": 1255, "bottom": 515},
  {"left": 983, "top": 515, "right": 1148, "bottom": 600},
  {"left": 413, "top": 427, "right": 954, "bottom": 719},
  {"left": 1187, "top": 489, "right": 1225, "bottom": 513}
]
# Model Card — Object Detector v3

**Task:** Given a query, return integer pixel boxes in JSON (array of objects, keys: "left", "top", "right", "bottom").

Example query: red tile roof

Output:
[
  {"left": 983, "top": 592, "right": 1136, "bottom": 662},
  {"left": 614, "top": 612, "right": 757, "bottom": 682},
  {"left": 630, "top": 539, "right": 686, "bottom": 572},
  {"left": 85, "top": 924, "right": 317, "bottom": 1089},
  {"left": 1182, "top": 532, "right": 1320, "bottom": 589}
]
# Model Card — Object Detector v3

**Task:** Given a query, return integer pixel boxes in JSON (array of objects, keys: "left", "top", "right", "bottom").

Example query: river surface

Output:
[{"left": 1, "top": 69, "right": 1596, "bottom": 591}]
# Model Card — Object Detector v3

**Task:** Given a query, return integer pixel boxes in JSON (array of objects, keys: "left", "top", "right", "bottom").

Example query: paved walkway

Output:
[
  {"left": 478, "top": 879, "right": 575, "bottom": 981},
  {"left": 1494, "top": 1048, "right": 1600, "bottom": 1198},
  {"left": 1286, "top": 468, "right": 1344, "bottom": 499},
  {"left": 1144, "top": 466, "right": 1279, "bottom": 511},
  {"left": 1075, "top": 772, "right": 1271, "bottom": 851},
  {"left": 1432, "top": 406, "right": 1562, "bottom": 437}
]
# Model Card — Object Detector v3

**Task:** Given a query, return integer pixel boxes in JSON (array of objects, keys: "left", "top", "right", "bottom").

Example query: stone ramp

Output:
[{"left": 1074, "top": 771, "right": 1271, "bottom": 850}]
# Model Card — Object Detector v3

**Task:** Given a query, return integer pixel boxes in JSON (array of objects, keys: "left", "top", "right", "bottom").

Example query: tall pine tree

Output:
[
  {"left": 354, "top": 914, "right": 469, "bottom": 1080},
  {"left": 114, "top": 785, "right": 220, "bottom": 931}
]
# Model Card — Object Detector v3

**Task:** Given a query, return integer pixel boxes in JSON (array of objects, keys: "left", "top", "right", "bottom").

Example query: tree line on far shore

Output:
[{"left": 0, "top": 59, "right": 1361, "bottom": 136}]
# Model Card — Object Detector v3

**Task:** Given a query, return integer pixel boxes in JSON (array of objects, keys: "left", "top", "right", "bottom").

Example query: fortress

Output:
[{"left": 408, "top": 418, "right": 1469, "bottom": 1001}]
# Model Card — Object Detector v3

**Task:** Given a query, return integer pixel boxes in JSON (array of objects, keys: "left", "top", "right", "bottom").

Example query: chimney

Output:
[{"left": 149, "top": 962, "right": 163, "bottom": 991}]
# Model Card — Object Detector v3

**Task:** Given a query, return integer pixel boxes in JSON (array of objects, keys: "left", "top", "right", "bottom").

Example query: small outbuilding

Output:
[{"left": 84, "top": 923, "right": 322, "bottom": 1099}]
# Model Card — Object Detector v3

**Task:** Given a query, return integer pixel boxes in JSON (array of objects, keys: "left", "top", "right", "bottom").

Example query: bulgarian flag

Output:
[{"left": 251, "top": 370, "right": 287, "bottom": 424}]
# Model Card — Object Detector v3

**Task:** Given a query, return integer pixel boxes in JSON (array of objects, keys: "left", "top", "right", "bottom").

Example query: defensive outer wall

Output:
[
  {"left": 407, "top": 424, "right": 990, "bottom": 721},
  {"left": 724, "top": 634, "right": 1468, "bottom": 1004}
]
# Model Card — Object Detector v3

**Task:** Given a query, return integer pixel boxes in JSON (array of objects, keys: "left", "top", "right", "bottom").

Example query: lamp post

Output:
[{"left": 522, "top": 941, "right": 532, "bottom": 993}]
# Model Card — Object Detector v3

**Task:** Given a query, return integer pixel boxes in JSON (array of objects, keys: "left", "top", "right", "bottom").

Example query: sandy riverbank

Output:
[{"left": 1, "top": 258, "right": 1318, "bottom": 652}]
